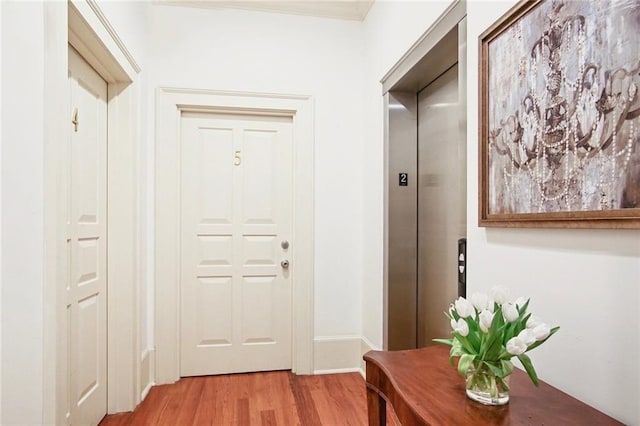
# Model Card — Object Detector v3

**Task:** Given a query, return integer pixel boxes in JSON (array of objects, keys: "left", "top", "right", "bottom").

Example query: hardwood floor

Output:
[{"left": 100, "top": 371, "right": 396, "bottom": 425}]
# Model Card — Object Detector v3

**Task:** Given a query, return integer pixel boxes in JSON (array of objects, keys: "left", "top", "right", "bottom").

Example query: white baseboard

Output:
[
  {"left": 359, "top": 336, "right": 378, "bottom": 377},
  {"left": 313, "top": 335, "right": 380, "bottom": 376},
  {"left": 314, "top": 367, "right": 363, "bottom": 375},
  {"left": 313, "top": 335, "right": 361, "bottom": 374},
  {"left": 138, "top": 337, "right": 377, "bottom": 383},
  {"left": 140, "top": 348, "right": 155, "bottom": 401}
]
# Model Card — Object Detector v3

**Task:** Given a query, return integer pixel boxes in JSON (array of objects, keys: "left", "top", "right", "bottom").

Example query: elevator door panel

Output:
[{"left": 417, "top": 64, "right": 465, "bottom": 347}]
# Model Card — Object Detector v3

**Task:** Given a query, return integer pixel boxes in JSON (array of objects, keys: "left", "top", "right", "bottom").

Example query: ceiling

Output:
[{"left": 156, "top": 0, "right": 375, "bottom": 21}]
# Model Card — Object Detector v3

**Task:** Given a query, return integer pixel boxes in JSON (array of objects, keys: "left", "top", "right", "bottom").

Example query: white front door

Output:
[
  {"left": 180, "top": 112, "right": 293, "bottom": 376},
  {"left": 67, "top": 46, "right": 108, "bottom": 425}
]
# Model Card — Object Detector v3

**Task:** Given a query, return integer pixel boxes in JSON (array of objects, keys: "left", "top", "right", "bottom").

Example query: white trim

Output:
[
  {"left": 140, "top": 349, "right": 155, "bottom": 401},
  {"left": 361, "top": 335, "right": 379, "bottom": 352},
  {"left": 314, "top": 368, "right": 363, "bottom": 375},
  {"left": 44, "top": 1, "right": 142, "bottom": 422},
  {"left": 0, "top": 4, "right": 3, "bottom": 422},
  {"left": 106, "top": 82, "right": 141, "bottom": 414},
  {"left": 84, "top": 0, "right": 141, "bottom": 73},
  {"left": 155, "top": 87, "right": 315, "bottom": 384},
  {"left": 155, "top": 0, "right": 373, "bottom": 22},
  {"left": 314, "top": 334, "right": 363, "bottom": 342},
  {"left": 141, "top": 381, "right": 154, "bottom": 402},
  {"left": 68, "top": 0, "right": 139, "bottom": 81},
  {"left": 312, "top": 336, "right": 379, "bottom": 376},
  {"left": 380, "top": 0, "right": 466, "bottom": 93},
  {"left": 313, "top": 336, "right": 362, "bottom": 373},
  {"left": 359, "top": 336, "right": 377, "bottom": 376}
]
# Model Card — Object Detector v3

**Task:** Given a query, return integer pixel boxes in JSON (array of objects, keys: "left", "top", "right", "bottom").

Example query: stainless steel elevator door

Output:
[{"left": 417, "top": 63, "right": 466, "bottom": 347}]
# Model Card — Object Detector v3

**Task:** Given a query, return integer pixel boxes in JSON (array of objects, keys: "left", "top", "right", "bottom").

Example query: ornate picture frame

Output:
[{"left": 479, "top": 0, "right": 640, "bottom": 228}]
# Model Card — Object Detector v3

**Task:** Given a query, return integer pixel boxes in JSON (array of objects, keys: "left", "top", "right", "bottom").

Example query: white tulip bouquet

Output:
[{"left": 434, "top": 286, "right": 559, "bottom": 403}]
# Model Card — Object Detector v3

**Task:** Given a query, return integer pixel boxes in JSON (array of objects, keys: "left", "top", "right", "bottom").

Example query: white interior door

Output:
[
  {"left": 67, "top": 46, "right": 108, "bottom": 425},
  {"left": 180, "top": 112, "right": 293, "bottom": 376}
]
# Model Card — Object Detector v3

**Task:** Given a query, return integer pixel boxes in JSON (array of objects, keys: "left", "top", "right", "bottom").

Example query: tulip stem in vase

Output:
[{"left": 465, "top": 360, "right": 510, "bottom": 405}]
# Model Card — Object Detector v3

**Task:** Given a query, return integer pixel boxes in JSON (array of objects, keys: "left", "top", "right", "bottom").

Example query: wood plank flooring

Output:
[{"left": 100, "top": 371, "right": 397, "bottom": 425}]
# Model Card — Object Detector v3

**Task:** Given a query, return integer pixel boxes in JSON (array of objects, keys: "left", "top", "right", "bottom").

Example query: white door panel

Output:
[
  {"left": 180, "top": 113, "right": 293, "bottom": 376},
  {"left": 67, "top": 46, "right": 107, "bottom": 425}
]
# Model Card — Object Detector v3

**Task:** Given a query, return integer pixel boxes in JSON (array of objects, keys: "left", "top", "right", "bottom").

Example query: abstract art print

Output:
[{"left": 479, "top": 0, "right": 640, "bottom": 228}]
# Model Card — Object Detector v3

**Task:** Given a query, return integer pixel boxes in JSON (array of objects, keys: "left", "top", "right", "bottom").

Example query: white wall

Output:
[
  {"left": 98, "top": 0, "right": 148, "bottom": 65},
  {"left": 466, "top": 2, "right": 640, "bottom": 423},
  {"left": 0, "top": 0, "right": 4, "bottom": 421},
  {"left": 1, "top": 2, "right": 45, "bottom": 423},
  {"left": 361, "top": 1, "right": 640, "bottom": 424},
  {"left": 147, "top": 5, "right": 365, "bottom": 339},
  {"left": 0, "top": 0, "right": 3, "bottom": 421}
]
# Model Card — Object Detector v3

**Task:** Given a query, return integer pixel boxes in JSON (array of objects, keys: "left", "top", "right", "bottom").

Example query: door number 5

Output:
[{"left": 234, "top": 150, "right": 242, "bottom": 166}]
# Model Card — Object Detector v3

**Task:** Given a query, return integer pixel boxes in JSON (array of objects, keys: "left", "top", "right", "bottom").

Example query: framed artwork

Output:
[{"left": 479, "top": 0, "right": 640, "bottom": 228}]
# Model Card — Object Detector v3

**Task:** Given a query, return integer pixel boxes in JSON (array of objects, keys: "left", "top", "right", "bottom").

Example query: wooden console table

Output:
[{"left": 364, "top": 346, "right": 622, "bottom": 425}]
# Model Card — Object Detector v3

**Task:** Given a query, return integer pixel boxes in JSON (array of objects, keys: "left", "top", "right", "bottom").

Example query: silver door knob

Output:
[{"left": 281, "top": 259, "right": 290, "bottom": 269}]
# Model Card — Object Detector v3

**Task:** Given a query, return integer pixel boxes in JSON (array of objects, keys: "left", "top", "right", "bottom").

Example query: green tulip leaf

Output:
[
  {"left": 457, "top": 353, "right": 476, "bottom": 377},
  {"left": 483, "top": 361, "right": 506, "bottom": 378},
  {"left": 517, "top": 299, "right": 530, "bottom": 315},
  {"left": 448, "top": 340, "right": 464, "bottom": 363},
  {"left": 483, "top": 325, "right": 507, "bottom": 360},
  {"left": 465, "top": 320, "right": 481, "bottom": 353},
  {"left": 481, "top": 307, "right": 504, "bottom": 358},
  {"left": 517, "top": 353, "right": 539, "bottom": 386},
  {"left": 453, "top": 332, "right": 476, "bottom": 355},
  {"left": 500, "top": 359, "right": 514, "bottom": 376}
]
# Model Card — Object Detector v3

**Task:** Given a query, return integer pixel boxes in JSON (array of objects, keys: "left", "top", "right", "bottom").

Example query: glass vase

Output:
[{"left": 465, "top": 362, "right": 510, "bottom": 405}]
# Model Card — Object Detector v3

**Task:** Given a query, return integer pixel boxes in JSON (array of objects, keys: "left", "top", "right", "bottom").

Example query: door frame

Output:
[
  {"left": 43, "top": 0, "right": 142, "bottom": 422},
  {"left": 155, "top": 87, "right": 315, "bottom": 383}
]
